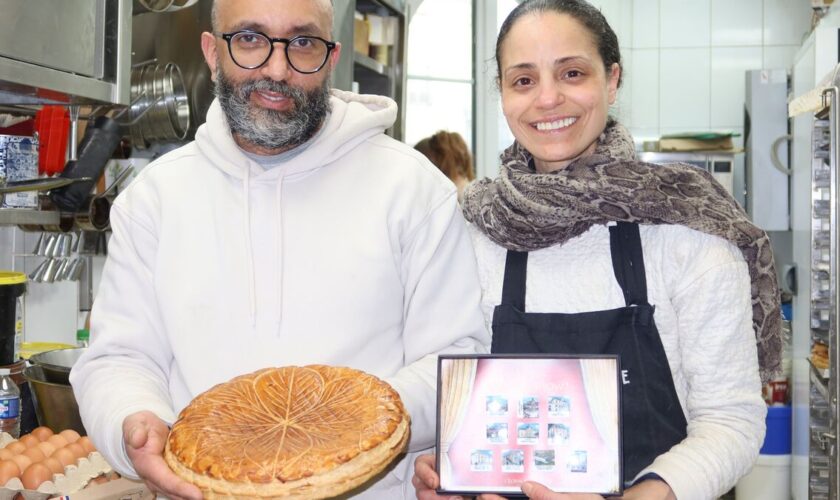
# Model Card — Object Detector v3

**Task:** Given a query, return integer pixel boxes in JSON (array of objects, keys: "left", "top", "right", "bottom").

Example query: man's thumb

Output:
[{"left": 125, "top": 422, "right": 147, "bottom": 449}]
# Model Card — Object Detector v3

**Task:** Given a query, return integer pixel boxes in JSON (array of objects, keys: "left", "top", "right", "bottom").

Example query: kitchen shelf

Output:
[
  {"left": 810, "top": 360, "right": 830, "bottom": 402},
  {"left": 808, "top": 64, "right": 840, "bottom": 499},
  {"left": 354, "top": 54, "right": 389, "bottom": 77},
  {"left": 356, "top": 0, "right": 404, "bottom": 15},
  {"left": 0, "top": 208, "right": 60, "bottom": 227},
  {"left": 334, "top": 0, "right": 406, "bottom": 140}
]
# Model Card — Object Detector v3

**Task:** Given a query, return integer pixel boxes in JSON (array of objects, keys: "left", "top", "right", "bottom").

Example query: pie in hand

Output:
[{"left": 164, "top": 365, "right": 410, "bottom": 499}]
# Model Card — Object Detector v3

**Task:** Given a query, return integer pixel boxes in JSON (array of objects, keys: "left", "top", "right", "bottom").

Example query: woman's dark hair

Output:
[
  {"left": 495, "top": 0, "right": 622, "bottom": 88},
  {"left": 414, "top": 131, "right": 475, "bottom": 181}
]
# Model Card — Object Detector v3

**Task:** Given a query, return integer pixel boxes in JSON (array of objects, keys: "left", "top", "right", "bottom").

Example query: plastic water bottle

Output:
[{"left": 0, "top": 368, "right": 21, "bottom": 438}]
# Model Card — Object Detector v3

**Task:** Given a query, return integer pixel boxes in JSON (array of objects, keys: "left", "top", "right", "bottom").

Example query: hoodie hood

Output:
[
  {"left": 195, "top": 89, "right": 398, "bottom": 180},
  {"left": 193, "top": 89, "right": 397, "bottom": 326}
]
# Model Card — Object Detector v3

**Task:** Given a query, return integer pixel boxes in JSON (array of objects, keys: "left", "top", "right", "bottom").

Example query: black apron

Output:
[{"left": 491, "top": 222, "right": 687, "bottom": 481}]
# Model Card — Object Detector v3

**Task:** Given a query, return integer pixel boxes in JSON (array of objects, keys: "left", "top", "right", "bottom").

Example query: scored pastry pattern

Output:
[{"left": 167, "top": 366, "right": 407, "bottom": 484}]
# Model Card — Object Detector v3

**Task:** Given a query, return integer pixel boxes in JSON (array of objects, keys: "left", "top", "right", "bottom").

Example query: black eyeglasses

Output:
[{"left": 218, "top": 30, "right": 337, "bottom": 74}]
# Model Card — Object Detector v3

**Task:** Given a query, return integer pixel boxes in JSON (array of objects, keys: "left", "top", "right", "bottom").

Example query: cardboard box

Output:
[
  {"left": 658, "top": 136, "right": 734, "bottom": 152},
  {"left": 366, "top": 14, "right": 398, "bottom": 45},
  {"left": 51, "top": 477, "right": 153, "bottom": 500},
  {"left": 370, "top": 44, "right": 390, "bottom": 65},
  {"left": 353, "top": 17, "right": 370, "bottom": 56}
]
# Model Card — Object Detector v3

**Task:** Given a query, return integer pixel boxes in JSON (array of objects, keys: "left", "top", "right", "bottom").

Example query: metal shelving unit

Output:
[
  {"left": 809, "top": 78, "right": 840, "bottom": 500},
  {"left": 333, "top": 0, "right": 407, "bottom": 140},
  {"left": 0, "top": 209, "right": 60, "bottom": 228},
  {"left": 0, "top": 0, "right": 132, "bottom": 106}
]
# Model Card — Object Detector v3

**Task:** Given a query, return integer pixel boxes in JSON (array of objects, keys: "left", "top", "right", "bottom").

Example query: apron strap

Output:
[
  {"left": 500, "top": 250, "right": 528, "bottom": 311},
  {"left": 608, "top": 222, "right": 649, "bottom": 306}
]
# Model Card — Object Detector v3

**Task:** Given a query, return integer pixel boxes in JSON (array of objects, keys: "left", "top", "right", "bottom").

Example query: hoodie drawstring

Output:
[
  {"left": 242, "top": 168, "right": 284, "bottom": 330},
  {"left": 243, "top": 170, "right": 256, "bottom": 325},
  {"left": 275, "top": 175, "right": 284, "bottom": 327}
]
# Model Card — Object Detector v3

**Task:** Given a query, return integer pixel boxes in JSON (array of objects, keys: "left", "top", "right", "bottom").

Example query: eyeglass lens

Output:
[{"left": 229, "top": 33, "right": 330, "bottom": 72}]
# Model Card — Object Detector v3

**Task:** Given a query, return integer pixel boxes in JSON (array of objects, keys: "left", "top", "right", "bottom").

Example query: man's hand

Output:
[
  {"left": 123, "top": 411, "right": 203, "bottom": 500},
  {"left": 414, "top": 453, "right": 457, "bottom": 499}
]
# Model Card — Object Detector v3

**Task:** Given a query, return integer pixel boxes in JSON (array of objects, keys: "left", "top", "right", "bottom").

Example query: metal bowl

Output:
[
  {"left": 28, "top": 347, "right": 87, "bottom": 385},
  {"left": 23, "top": 365, "right": 85, "bottom": 435}
]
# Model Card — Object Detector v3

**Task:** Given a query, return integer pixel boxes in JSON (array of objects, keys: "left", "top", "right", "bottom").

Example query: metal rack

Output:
[
  {"left": 333, "top": 0, "right": 407, "bottom": 140},
  {"left": 0, "top": 0, "right": 132, "bottom": 106},
  {"left": 809, "top": 82, "right": 840, "bottom": 500}
]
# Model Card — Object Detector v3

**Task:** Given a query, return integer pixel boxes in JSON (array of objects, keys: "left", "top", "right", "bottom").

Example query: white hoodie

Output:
[{"left": 70, "top": 90, "right": 490, "bottom": 498}]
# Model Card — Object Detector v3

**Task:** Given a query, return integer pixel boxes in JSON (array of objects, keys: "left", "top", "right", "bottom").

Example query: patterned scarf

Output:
[{"left": 462, "top": 120, "right": 782, "bottom": 383}]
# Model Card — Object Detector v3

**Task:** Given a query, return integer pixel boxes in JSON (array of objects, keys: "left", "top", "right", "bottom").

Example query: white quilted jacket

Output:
[{"left": 469, "top": 222, "right": 766, "bottom": 500}]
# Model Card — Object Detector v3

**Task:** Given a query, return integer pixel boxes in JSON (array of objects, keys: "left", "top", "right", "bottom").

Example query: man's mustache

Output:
[{"left": 240, "top": 79, "right": 300, "bottom": 100}]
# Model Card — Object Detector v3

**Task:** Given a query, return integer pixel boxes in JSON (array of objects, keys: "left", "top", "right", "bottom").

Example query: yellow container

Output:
[{"left": 19, "top": 342, "right": 75, "bottom": 360}]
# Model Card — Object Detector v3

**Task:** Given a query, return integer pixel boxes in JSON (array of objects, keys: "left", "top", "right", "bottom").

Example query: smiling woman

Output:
[
  {"left": 496, "top": 11, "right": 620, "bottom": 173},
  {"left": 412, "top": 1, "right": 782, "bottom": 499}
]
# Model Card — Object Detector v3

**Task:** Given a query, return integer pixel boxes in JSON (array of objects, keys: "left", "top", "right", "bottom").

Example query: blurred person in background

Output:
[
  {"left": 415, "top": 131, "right": 475, "bottom": 201},
  {"left": 412, "top": 0, "right": 780, "bottom": 499}
]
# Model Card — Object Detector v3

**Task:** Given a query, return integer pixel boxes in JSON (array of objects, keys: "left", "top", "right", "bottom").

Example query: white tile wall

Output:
[
  {"left": 0, "top": 228, "right": 83, "bottom": 346},
  {"left": 764, "top": 0, "right": 813, "bottom": 46},
  {"left": 628, "top": 49, "right": 659, "bottom": 129},
  {"left": 611, "top": 60, "right": 633, "bottom": 125},
  {"left": 763, "top": 45, "right": 801, "bottom": 70},
  {"left": 710, "top": 47, "right": 763, "bottom": 128},
  {"left": 591, "top": 0, "right": 634, "bottom": 47},
  {"left": 711, "top": 0, "right": 763, "bottom": 47},
  {"left": 591, "top": 0, "right": 619, "bottom": 22},
  {"left": 659, "top": 48, "right": 711, "bottom": 129},
  {"left": 616, "top": 0, "right": 635, "bottom": 50},
  {"left": 25, "top": 281, "right": 79, "bottom": 346},
  {"left": 624, "top": 0, "right": 812, "bottom": 140},
  {"left": 633, "top": 0, "right": 660, "bottom": 49},
  {"left": 660, "top": 0, "right": 711, "bottom": 48}
]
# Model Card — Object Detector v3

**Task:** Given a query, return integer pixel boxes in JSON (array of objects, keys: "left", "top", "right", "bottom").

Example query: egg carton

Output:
[{"left": 0, "top": 433, "right": 112, "bottom": 500}]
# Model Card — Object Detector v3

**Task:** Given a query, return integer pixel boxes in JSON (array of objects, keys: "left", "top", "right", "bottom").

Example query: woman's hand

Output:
[
  {"left": 516, "top": 478, "right": 675, "bottom": 499},
  {"left": 123, "top": 411, "right": 203, "bottom": 500},
  {"left": 414, "top": 457, "right": 674, "bottom": 500},
  {"left": 518, "top": 481, "right": 604, "bottom": 499},
  {"left": 617, "top": 479, "right": 676, "bottom": 500}
]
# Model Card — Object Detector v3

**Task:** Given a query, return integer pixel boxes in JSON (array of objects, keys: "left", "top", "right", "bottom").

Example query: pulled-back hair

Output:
[
  {"left": 495, "top": 0, "right": 622, "bottom": 87},
  {"left": 414, "top": 131, "right": 475, "bottom": 182}
]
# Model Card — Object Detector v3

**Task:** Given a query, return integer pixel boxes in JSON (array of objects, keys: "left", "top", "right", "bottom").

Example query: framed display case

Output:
[{"left": 435, "top": 355, "right": 622, "bottom": 498}]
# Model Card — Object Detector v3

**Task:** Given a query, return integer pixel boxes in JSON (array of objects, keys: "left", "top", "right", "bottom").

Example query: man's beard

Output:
[{"left": 214, "top": 67, "right": 331, "bottom": 152}]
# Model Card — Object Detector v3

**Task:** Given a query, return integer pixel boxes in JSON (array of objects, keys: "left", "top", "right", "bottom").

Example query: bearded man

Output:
[{"left": 69, "top": 1, "right": 489, "bottom": 498}]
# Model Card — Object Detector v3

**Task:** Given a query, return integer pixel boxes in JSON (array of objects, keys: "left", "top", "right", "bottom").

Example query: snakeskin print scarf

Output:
[{"left": 462, "top": 120, "right": 781, "bottom": 383}]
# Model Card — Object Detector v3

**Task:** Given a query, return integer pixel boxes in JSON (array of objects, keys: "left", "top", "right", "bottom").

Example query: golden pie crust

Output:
[{"left": 164, "top": 365, "right": 410, "bottom": 499}]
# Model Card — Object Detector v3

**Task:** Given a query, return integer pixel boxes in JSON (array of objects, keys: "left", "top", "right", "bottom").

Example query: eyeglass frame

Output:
[{"left": 218, "top": 30, "right": 337, "bottom": 74}]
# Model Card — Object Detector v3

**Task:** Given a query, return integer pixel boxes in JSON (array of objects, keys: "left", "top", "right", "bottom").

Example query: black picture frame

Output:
[{"left": 435, "top": 354, "right": 623, "bottom": 497}]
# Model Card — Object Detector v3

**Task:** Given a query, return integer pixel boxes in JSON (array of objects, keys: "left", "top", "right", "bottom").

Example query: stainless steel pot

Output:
[
  {"left": 28, "top": 347, "right": 87, "bottom": 385},
  {"left": 23, "top": 365, "right": 85, "bottom": 435},
  {"left": 128, "top": 62, "right": 190, "bottom": 148}
]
